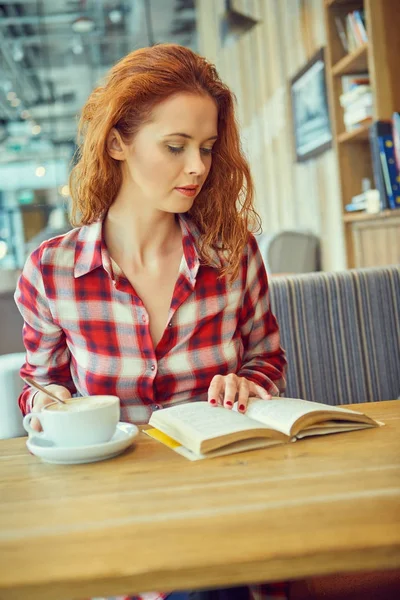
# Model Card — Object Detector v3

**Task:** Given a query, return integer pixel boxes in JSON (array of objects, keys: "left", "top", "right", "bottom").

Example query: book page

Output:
[
  {"left": 149, "top": 401, "right": 273, "bottom": 444},
  {"left": 239, "top": 397, "right": 368, "bottom": 437},
  {"left": 295, "top": 422, "right": 374, "bottom": 439}
]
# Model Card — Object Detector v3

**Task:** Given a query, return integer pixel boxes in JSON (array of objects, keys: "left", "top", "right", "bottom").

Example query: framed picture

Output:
[{"left": 290, "top": 48, "right": 332, "bottom": 162}]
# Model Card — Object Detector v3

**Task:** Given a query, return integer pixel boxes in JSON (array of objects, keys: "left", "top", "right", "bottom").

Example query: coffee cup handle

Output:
[{"left": 23, "top": 412, "right": 45, "bottom": 437}]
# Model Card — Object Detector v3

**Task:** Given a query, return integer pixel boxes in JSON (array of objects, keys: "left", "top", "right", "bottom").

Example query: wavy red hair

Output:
[{"left": 69, "top": 43, "right": 260, "bottom": 280}]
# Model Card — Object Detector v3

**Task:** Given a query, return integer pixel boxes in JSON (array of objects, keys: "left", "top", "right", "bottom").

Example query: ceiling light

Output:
[
  {"left": 10, "top": 98, "right": 21, "bottom": 107},
  {"left": 20, "top": 110, "right": 31, "bottom": 120},
  {"left": 109, "top": 9, "right": 123, "bottom": 24},
  {"left": 12, "top": 44, "right": 24, "bottom": 62},
  {"left": 71, "top": 16, "right": 95, "bottom": 33},
  {"left": 32, "top": 124, "right": 41, "bottom": 135},
  {"left": 60, "top": 185, "right": 70, "bottom": 197},
  {"left": 7, "top": 91, "right": 16, "bottom": 101},
  {"left": 71, "top": 36, "right": 84, "bottom": 55},
  {"left": 35, "top": 166, "right": 46, "bottom": 177}
]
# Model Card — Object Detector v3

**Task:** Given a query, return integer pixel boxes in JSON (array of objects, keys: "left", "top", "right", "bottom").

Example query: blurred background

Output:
[
  {"left": 1, "top": 0, "right": 399, "bottom": 279},
  {"left": 0, "top": 0, "right": 197, "bottom": 269}
]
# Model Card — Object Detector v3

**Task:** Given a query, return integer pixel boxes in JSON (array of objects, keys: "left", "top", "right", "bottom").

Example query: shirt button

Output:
[
  {"left": 152, "top": 404, "right": 161, "bottom": 411},
  {"left": 150, "top": 364, "right": 156, "bottom": 371},
  {"left": 168, "top": 321, "right": 172, "bottom": 327}
]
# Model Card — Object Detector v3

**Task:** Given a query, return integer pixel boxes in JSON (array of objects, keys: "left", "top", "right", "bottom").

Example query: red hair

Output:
[{"left": 69, "top": 43, "right": 260, "bottom": 280}]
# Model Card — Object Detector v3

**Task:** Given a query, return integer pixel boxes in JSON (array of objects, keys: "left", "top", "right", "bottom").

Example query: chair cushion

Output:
[{"left": 269, "top": 266, "right": 400, "bottom": 405}]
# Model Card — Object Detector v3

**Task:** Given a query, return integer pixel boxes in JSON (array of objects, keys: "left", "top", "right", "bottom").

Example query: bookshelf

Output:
[{"left": 324, "top": 0, "right": 400, "bottom": 268}]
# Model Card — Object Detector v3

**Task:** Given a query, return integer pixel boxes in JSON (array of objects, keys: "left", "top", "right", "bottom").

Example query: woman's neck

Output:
[{"left": 104, "top": 201, "right": 182, "bottom": 269}]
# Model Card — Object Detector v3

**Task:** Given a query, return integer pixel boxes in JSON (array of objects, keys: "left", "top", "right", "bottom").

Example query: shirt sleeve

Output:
[
  {"left": 237, "top": 235, "right": 287, "bottom": 395},
  {"left": 14, "top": 246, "right": 76, "bottom": 415}
]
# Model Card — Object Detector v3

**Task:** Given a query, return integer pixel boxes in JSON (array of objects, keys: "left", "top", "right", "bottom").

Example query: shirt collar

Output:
[
  {"left": 74, "top": 220, "right": 104, "bottom": 278},
  {"left": 73, "top": 214, "right": 222, "bottom": 280},
  {"left": 179, "top": 214, "right": 222, "bottom": 272}
]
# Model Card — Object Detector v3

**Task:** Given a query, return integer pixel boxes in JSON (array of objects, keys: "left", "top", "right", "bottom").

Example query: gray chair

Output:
[
  {"left": 0, "top": 352, "right": 26, "bottom": 438},
  {"left": 0, "top": 290, "right": 24, "bottom": 356},
  {"left": 267, "top": 231, "right": 320, "bottom": 274}
]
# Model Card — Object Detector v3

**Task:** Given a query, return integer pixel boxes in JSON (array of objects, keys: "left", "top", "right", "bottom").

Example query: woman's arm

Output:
[
  {"left": 14, "top": 247, "right": 76, "bottom": 415},
  {"left": 236, "top": 235, "right": 287, "bottom": 395}
]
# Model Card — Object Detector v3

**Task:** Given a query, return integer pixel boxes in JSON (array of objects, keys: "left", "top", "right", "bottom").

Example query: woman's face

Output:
[{"left": 110, "top": 92, "right": 218, "bottom": 213}]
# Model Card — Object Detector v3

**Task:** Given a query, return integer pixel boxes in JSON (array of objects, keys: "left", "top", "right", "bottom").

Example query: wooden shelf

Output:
[
  {"left": 332, "top": 44, "right": 368, "bottom": 76},
  {"left": 343, "top": 210, "right": 400, "bottom": 223},
  {"left": 337, "top": 121, "right": 372, "bottom": 143},
  {"left": 325, "top": 0, "right": 400, "bottom": 268}
]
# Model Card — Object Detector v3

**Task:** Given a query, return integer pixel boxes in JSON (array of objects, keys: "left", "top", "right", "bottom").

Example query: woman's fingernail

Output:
[
  {"left": 239, "top": 404, "right": 246, "bottom": 412},
  {"left": 226, "top": 401, "right": 233, "bottom": 407},
  {"left": 210, "top": 399, "right": 217, "bottom": 405}
]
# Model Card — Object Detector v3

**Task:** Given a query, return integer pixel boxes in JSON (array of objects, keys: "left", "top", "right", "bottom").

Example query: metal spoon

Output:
[{"left": 23, "top": 377, "right": 67, "bottom": 405}]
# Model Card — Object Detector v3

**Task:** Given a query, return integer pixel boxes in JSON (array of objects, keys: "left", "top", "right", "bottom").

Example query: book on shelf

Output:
[
  {"left": 346, "top": 10, "right": 368, "bottom": 52},
  {"left": 345, "top": 188, "right": 367, "bottom": 212},
  {"left": 340, "top": 85, "right": 372, "bottom": 108},
  {"left": 344, "top": 105, "right": 373, "bottom": 129},
  {"left": 352, "top": 10, "right": 368, "bottom": 43},
  {"left": 341, "top": 74, "right": 373, "bottom": 131},
  {"left": 393, "top": 112, "right": 400, "bottom": 171},
  {"left": 341, "top": 74, "right": 369, "bottom": 94},
  {"left": 369, "top": 121, "right": 391, "bottom": 210},
  {"left": 145, "top": 398, "right": 381, "bottom": 461},
  {"left": 334, "top": 16, "right": 348, "bottom": 53},
  {"left": 377, "top": 135, "right": 400, "bottom": 209},
  {"left": 370, "top": 120, "right": 400, "bottom": 210},
  {"left": 345, "top": 203, "right": 366, "bottom": 212},
  {"left": 334, "top": 10, "right": 367, "bottom": 53}
]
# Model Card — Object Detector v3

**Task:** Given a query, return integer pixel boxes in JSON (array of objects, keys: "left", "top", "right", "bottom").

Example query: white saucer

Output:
[{"left": 26, "top": 422, "right": 139, "bottom": 464}]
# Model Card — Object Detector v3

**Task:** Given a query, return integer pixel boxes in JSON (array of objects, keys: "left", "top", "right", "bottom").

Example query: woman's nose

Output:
[{"left": 186, "top": 151, "right": 207, "bottom": 176}]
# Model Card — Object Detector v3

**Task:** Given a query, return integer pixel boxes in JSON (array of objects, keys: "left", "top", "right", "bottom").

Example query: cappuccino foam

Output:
[{"left": 47, "top": 398, "right": 115, "bottom": 412}]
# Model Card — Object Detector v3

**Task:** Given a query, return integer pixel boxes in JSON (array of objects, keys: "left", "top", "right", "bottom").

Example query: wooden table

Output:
[{"left": 0, "top": 400, "right": 399, "bottom": 600}]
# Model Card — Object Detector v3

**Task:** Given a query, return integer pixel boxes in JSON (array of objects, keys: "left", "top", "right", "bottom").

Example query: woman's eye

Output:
[
  {"left": 167, "top": 146, "right": 184, "bottom": 154},
  {"left": 200, "top": 147, "right": 213, "bottom": 155}
]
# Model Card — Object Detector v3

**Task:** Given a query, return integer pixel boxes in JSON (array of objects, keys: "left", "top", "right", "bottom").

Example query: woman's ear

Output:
[{"left": 107, "top": 128, "right": 125, "bottom": 161}]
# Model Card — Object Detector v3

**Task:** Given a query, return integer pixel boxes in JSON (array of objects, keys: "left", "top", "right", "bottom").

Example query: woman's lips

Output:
[{"left": 175, "top": 187, "right": 198, "bottom": 197}]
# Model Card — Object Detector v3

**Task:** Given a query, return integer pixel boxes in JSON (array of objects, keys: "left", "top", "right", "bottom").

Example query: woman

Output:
[{"left": 15, "top": 44, "right": 287, "bottom": 600}]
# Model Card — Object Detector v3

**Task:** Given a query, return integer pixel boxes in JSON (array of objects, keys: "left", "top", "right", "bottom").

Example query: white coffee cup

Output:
[{"left": 23, "top": 395, "right": 120, "bottom": 447}]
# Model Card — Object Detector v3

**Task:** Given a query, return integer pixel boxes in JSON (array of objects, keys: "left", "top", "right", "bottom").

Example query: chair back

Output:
[
  {"left": 269, "top": 266, "right": 400, "bottom": 405},
  {"left": 0, "top": 352, "right": 26, "bottom": 439},
  {"left": 267, "top": 231, "right": 320, "bottom": 274}
]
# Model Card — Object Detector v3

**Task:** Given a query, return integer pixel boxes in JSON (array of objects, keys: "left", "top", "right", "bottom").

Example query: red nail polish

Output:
[
  {"left": 210, "top": 399, "right": 217, "bottom": 405},
  {"left": 226, "top": 401, "right": 233, "bottom": 407},
  {"left": 239, "top": 404, "right": 245, "bottom": 412}
]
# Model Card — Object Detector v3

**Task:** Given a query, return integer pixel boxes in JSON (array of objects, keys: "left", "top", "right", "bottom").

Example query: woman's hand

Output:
[
  {"left": 30, "top": 384, "right": 72, "bottom": 431},
  {"left": 207, "top": 374, "right": 271, "bottom": 413}
]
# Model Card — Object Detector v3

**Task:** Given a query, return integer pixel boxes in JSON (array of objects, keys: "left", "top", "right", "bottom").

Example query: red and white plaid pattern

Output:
[
  {"left": 91, "top": 583, "right": 290, "bottom": 600},
  {"left": 15, "top": 215, "right": 287, "bottom": 600},
  {"left": 15, "top": 215, "right": 286, "bottom": 418}
]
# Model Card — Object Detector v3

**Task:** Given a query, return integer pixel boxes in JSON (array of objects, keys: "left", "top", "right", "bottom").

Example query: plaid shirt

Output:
[
  {"left": 15, "top": 215, "right": 286, "bottom": 417},
  {"left": 15, "top": 215, "right": 287, "bottom": 600}
]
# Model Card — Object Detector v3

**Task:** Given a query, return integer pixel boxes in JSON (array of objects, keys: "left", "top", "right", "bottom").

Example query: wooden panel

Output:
[
  {"left": 332, "top": 44, "right": 368, "bottom": 76},
  {"left": 197, "top": 0, "right": 347, "bottom": 271},
  {"left": 366, "top": 0, "right": 400, "bottom": 120},
  {"left": 337, "top": 143, "right": 373, "bottom": 208},
  {"left": 351, "top": 215, "right": 400, "bottom": 268},
  {"left": 338, "top": 122, "right": 372, "bottom": 143},
  {"left": 343, "top": 210, "right": 399, "bottom": 223}
]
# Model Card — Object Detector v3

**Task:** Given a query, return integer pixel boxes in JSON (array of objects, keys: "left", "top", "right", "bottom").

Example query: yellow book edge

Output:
[{"left": 143, "top": 427, "right": 282, "bottom": 461}]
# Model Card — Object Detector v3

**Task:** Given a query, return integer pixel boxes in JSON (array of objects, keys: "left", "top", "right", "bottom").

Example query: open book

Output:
[{"left": 145, "top": 397, "right": 382, "bottom": 461}]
